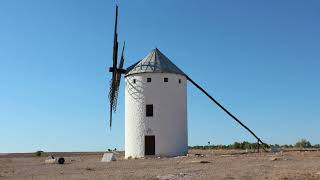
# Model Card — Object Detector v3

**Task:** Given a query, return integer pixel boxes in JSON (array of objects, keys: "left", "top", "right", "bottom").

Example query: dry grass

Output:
[{"left": 1, "top": 149, "right": 320, "bottom": 179}]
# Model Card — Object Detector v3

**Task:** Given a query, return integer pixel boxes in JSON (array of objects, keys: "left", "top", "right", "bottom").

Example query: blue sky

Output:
[{"left": 0, "top": 0, "right": 319, "bottom": 153}]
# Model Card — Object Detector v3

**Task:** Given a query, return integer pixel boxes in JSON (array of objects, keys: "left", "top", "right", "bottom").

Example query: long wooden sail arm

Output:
[{"left": 186, "top": 75, "right": 267, "bottom": 151}]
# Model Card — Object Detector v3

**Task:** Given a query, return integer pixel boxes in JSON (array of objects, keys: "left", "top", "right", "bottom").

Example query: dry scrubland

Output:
[{"left": 1, "top": 149, "right": 320, "bottom": 180}]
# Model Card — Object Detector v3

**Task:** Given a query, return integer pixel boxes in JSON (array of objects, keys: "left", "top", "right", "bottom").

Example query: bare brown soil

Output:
[{"left": 1, "top": 149, "right": 320, "bottom": 180}]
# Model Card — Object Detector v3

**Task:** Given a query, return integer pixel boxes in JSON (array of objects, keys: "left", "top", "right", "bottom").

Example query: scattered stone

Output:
[
  {"left": 174, "top": 156, "right": 186, "bottom": 159},
  {"left": 156, "top": 174, "right": 177, "bottom": 180},
  {"left": 47, "top": 155, "right": 55, "bottom": 159},
  {"left": 179, "top": 172, "right": 192, "bottom": 177},
  {"left": 269, "top": 157, "right": 278, "bottom": 161},
  {"left": 156, "top": 173, "right": 192, "bottom": 180},
  {"left": 86, "top": 167, "right": 95, "bottom": 171},
  {"left": 45, "top": 157, "right": 65, "bottom": 164},
  {"left": 101, "top": 153, "right": 116, "bottom": 162},
  {"left": 195, "top": 153, "right": 204, "bottom": 157},
  {"left": 200, "top": 160, "right": 211, "bottom": 163},
  {"left": 316, "top": 172, "right": 320, "bottom": 175},
  {"left": 45, "top": 158, "right": 56, "bottom": 164},
  {"left": 220, "top": 154, "right": 233, "bottom": 157},
  {"left": 223, "top": 176, "right": 236, "bottom": 180}
]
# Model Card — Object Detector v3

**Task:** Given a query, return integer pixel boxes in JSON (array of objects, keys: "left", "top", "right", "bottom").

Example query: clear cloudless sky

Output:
[{"left": 0, "top": 0, "right": 319, "bottom": 153}]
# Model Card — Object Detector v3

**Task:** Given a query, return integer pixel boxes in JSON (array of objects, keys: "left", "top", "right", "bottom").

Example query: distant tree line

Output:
[{"left": 189, "top": 139, "right": 320, "bottom": 150}]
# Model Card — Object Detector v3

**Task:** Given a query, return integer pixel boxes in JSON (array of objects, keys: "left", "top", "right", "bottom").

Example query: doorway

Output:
[{"left": 145, "top": 135, "right": 155, "bottom": 155}]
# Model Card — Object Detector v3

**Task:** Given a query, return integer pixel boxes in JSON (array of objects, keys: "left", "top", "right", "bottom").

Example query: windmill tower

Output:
[
  {"left": 108, "top": 6, "right": 268, "bottom": 158},
  {"left": 124, "top": 48, "right": 188, "bottom": 158}
]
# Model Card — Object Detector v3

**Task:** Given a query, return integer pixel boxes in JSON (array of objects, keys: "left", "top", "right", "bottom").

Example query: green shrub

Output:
[
  {"left": 233, "top": 142, "right": 241, "bottom": 149},
  {"left": 313, "top": 144, "right": 320, "bottom": 148},
  {"left": 35, "top": 150, "right": 44, "bottom": 157},
  {"left": 187, "top": 141, "right": 320, "bottom": 150},
  {"left": 295, "top": 139, "right": 312, "bottom": 148}
]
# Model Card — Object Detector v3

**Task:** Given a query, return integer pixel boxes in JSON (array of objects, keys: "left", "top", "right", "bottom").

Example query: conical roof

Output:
[{"left": 125, "top": 48, "right": 185, "bottom": 76}]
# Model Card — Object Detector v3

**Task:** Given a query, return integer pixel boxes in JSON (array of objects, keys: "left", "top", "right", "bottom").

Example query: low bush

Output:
[
  {"left": 35, "top": 150, "right": 44, "bottom": 157},
  {"left": 189, "top": 139, "right": 319, "bottom": 150},
  {"left": 295, "top": 139, "right": 312, "bottom": 148}
]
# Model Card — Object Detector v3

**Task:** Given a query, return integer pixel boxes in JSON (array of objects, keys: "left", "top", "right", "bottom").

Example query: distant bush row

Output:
[{"left": 189, "top": 139, "right": 320, "bottom": 150}]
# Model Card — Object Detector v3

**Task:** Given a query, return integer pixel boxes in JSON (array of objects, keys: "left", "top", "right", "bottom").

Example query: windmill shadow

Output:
[{"left": 126, "top": 76, "right": 145, "bottom": 103}]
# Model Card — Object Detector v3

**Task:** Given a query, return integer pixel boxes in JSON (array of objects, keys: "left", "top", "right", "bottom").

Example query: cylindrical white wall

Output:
[{"left": 125, "top": 72, "right": 187, "bottom": 158}]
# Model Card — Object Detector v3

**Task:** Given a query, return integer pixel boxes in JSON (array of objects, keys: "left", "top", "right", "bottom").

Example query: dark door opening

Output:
[{"left": 145, "top": 136, "right": 155, "bottom": 155}]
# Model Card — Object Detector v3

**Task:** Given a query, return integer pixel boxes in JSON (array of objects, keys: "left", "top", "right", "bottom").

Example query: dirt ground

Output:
[{"left": 1, "top": 149, "right": 320, "bottom": 180}]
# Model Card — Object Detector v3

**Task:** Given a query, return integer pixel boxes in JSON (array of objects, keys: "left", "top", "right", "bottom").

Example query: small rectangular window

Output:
[
  {"left": 164, "top": 78, "right": 168, "bottom": 82},
  {"left": 146, "top": 104, "right": 153, "bottom": 117},
  {"left": 179, "top": 79, "right": 181, "bottom": 84},
  {"left": 133, "top": 79, "right": 136, "bottom": 84},
  {"left": 147, "top": 78, "right": 151, "bottom": 82}
]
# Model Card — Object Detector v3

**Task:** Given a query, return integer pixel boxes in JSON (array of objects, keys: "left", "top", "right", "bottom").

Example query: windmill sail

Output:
[
  {"left": 108, "top": 6, "right": 126, "bottom": 129},
  {"left": 113, "top": 42, "right": 125, "bottom": 112},
  {"left": 112, "top": 5, "right": 118, "bottom": 70},
  {"left": 108, "top": 5, "right": 119, "bottom": 128}
]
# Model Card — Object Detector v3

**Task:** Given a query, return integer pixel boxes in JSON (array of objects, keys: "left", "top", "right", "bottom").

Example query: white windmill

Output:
[
  {"left": 108, "top": 6, "right": 267, "bottom": 158},
  {"left": 124, "top": 48, "right": 188, "bottom": 157}
]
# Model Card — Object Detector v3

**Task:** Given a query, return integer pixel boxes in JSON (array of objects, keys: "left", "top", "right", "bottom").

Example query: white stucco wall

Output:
[{"left": 125, "top": 72, "right": 188, "bottom": 158}]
